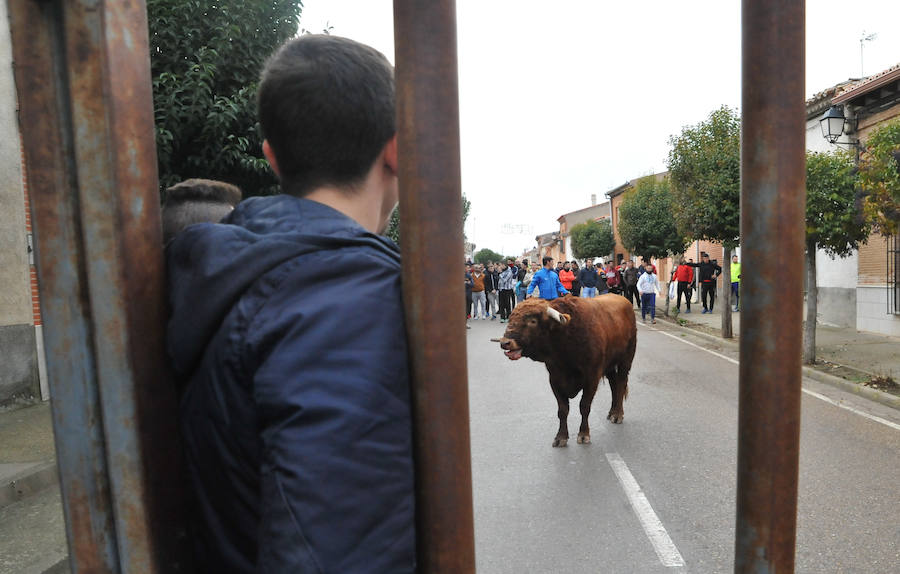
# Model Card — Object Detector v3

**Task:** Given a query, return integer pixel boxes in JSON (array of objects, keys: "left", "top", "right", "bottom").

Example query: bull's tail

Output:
[{"left": 619, "top": 331, "right": 637, "bottom": 403}]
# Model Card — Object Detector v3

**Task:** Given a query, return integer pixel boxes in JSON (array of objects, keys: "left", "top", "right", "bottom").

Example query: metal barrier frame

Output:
[
  {"left": 736, "top": 1, "right": 805, "bottom": 572},
  {"left": 9, "top": 1, "right": 189, "bottom": 571},
  {"left": 9, "top": 0, "right": 806, "bottom": 572},
  {"left": 394, "top": 2, "right": 477, "bottom": 571}
]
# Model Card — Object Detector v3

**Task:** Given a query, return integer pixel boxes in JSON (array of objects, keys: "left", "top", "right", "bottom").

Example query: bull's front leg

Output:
[
  {"left": 577, "top": 381, "right": 598, "bottom": 444},
  {"left": 550, "top": 384, "right": 569, "bottom": 447}
]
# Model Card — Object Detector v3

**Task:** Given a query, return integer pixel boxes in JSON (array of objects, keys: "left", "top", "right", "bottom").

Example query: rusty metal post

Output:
[
  {"left": 8, "top": 1, "right": 189, "bottom": 572},
  {"left": 393, "top": 1, "right": 476, "bottom": 572},
  {"left": 736, "top": 1, "right": 805, "bottom": 572}
]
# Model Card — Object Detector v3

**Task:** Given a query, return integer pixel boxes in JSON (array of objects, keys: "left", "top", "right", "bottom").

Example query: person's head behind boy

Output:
[
  {"left": 257, "top": 35, "right": 397, "bottom": 234},
  {"left": 161, "top": 178, "right": 242, "bottom": 244}
]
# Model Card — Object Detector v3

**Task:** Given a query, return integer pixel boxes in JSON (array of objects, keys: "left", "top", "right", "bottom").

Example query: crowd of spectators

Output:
[
  {"left": 466, "top": 251, "right": 736, "bottom": 326},
  {"left": 465, "top": 257, "right": 535, "bottom": 325}
]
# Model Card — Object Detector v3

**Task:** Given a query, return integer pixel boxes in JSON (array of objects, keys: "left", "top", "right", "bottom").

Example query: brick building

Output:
[
  {"left": 0, "top": 13, "right": 45, "bottom": 407},
  {"left": 535, "top": 231, "right": 561, "bottom": 263},
  {"left": 813, "top": 63, "right": 900, "bottom": 336},
  {"left": 556, "top": 197, "right": 611, "bottom": 262}
]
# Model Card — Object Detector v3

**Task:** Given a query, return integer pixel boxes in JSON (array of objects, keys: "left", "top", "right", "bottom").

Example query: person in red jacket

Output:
[
  {"left": 672, "top": 259, "right": 695, "bottom": 313},
  {"left": 559, "top": 261, "right": 576, "bottom": 292}
]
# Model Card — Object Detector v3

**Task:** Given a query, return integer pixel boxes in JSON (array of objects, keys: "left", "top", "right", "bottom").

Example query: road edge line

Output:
[{"left": 643, "top": 324, "right": 900, "bottom": 431}]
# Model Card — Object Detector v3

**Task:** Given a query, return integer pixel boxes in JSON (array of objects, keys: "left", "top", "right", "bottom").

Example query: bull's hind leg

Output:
[
  {"left": 577, "top": 382, "right": 598, "bottom": 444},
  {"left": 606, "top": 341, "right": 636, "bottom": 423},
  {"left": 606, "top": 367, "right": 628, "bottom": 424},
  {"left": 550, "top": 384, "right": 569, "bottom": 447}
]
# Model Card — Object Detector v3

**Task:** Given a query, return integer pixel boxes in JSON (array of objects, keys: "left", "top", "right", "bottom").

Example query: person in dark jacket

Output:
[
  {"left": 579, "top": 257, "right": 598, "bottom": 297},
  {"left": 484, "top": 262, "right": 500, "bottom": 319},
  {"left": 687, "top": 252, "right": 722, "bottom": 313},
  {"left": 166, "top": 35, "right": 415, "bottom": 573},
  {"left": 570, "top": 260, "right": 582, "bottom": 297},
  {"left": 622, "top": 260, "right": 640, "bottom": 307}
]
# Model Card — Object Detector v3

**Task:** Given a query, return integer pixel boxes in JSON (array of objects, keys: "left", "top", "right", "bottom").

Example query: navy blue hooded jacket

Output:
[{"left": 166, "top": 195, "right": 416, "bottom": 573}]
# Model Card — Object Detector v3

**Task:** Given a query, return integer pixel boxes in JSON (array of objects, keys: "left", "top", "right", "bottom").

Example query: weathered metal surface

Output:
[
  {"left": 736, "top": 1, "right": 806, "bottom": 573},
  {"left": 9, "top": 0, "right": 189, "bottom": 572},
  {"left": 393, "top": 1, "right": 476, "bottom": 572}
]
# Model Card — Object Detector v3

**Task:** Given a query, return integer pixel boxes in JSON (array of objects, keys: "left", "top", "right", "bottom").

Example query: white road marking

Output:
[
  {"left": 801, "top": 388, "right": 900, "bottom": 432},
  {"left": 643, "top": 325, "right": 900, "bottom": 432},
  {"left": 605, "top": 452, "right": 685, "bottom": 568},
  {"left": 649, "top": 327, "right": 738, "bottom": 365}
]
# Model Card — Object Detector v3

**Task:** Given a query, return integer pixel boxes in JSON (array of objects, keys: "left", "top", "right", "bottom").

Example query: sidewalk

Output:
[
  {"left": 0, "top": 402, "right": 69, "bottom": 573},
  {"left": 656, "top": 300, "right": 900, "bottom": 403}
]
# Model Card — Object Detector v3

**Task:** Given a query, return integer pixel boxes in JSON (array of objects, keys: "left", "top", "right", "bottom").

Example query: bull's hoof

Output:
[
  {"left": 552, "top": 437, "right": 568, "bottom": 448},
  {"left": 607, "top": 412, "right": 624, "bottom": 424},
  {"left": 577, "top": 433, "right": 591, "bottom": 444}
]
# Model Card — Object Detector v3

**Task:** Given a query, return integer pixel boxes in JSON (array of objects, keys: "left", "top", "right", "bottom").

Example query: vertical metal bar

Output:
[
  {"left": 8, "top": 3, "right": 119, "bottom": 570},
  {"left": 736, "top": 1, "right": 805, "bottom": 573},
  {"left": 8, "top": 1, "right": 189, "bottom": 572},
  {"left": 393, "top": 1, "right": 476, "bottom": 572}
]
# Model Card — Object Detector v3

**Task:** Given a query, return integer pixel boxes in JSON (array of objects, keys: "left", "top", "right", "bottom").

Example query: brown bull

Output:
[{"left": 496, "top": 295, "right": 637, "bottom": 447}]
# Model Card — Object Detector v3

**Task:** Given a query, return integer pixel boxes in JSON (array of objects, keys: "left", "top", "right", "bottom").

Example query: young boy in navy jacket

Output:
[{"left": 166, "top": 36, "right": 415, "bottom": 573}]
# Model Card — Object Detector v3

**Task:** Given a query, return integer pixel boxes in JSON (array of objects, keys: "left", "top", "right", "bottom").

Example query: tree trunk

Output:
[
  {"left": 664, "top": 276, "right": 671, "bottom": 317},
  {"left": 803, "top": 240, "right": 818, "bottom": 364},
  {"left": 721, "top": 246, "right": 733, "bottom": 338}
]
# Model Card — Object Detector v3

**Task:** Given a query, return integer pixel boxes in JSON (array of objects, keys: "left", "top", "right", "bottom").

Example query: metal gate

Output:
[{"left": 9, "top": 0, "right": 806, "bottom": 572}]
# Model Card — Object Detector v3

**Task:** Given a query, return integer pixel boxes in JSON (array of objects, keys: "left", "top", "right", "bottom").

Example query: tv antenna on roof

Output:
[{"left": 860, "top": 31, "right": 877, "bottom": 77}]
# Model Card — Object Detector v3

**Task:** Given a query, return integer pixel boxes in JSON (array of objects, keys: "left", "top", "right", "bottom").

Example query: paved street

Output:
[{"left": 467, "top": 314, "right": 900, "bottom": 573}]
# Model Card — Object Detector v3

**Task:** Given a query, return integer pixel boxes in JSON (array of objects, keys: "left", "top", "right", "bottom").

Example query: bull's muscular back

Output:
[
  {"left": 550, "top": 294, "right": 636, "bottom": 372},
  {"left": 549, "top": 294, "right": 637, "bottom": 358}
]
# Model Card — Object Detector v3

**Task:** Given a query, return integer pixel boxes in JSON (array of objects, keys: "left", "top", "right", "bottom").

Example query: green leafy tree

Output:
[
  {"left": 803, "top": 151, "right": 870, "bottom": 364},
  {"left": 474, "top": 248, "right": 504, "bottom": 264},
  {"left": 618, "top": 175, "right": 690, "bottom": 316},
  {"left": 858, "top": 119, "right": 900, "bottom": 236},
  {"left": 570, "top": 219, "right": 615, "bottom": 260},
  {"left": 667, "top": 106, "right": 741, "bottom": 337},
  {"left": 148, "top": 0, "right": 302, "bottom": 196},
  {"left": 618, "top": 175, "right": 689, "bottom": 261},
  {"left": 386, "top": 194, "right": 470, "bottom": 245}
]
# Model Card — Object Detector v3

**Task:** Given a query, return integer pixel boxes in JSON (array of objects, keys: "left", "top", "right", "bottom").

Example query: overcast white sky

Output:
[{"left": 299, "top": 1, "right": 900, "bottom": 256}]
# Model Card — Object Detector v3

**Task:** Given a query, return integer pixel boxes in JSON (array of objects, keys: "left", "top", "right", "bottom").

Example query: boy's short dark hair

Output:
[
  {"left": 258, "top": 35, "right": 395, "bottom": 196},
  {"left": 542, "top": 256, "right": 553, "bottom": 267}
]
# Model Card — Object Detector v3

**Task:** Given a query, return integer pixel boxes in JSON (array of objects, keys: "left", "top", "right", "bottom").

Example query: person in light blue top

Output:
[{"left": 527, "top": 256, "right": 570, "bottom": 300}]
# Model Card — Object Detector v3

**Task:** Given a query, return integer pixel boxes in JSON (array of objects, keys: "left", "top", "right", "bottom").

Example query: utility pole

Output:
[{"left": 860, "top": 31, "right": 877, "bottom": 77}]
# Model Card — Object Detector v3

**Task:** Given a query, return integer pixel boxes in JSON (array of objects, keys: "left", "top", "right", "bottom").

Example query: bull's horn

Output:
[
  {"left": 490, "top": 338, "right": 502, "bottom": 342},
  {"left": 547, "top": 307, "right": 570, "bottom": 325}
]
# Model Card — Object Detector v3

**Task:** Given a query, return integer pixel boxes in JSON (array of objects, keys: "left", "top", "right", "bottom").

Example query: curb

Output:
[
  {"left": 648, "top": 313, "right": 900, "bottom": 412},
  {"left": 800, "top": 366, "right": 900, "bottom": 410},
  {"left": 43, "top": 557, "right": 71, "bottom": 574},
  {"left": 0, "top": 460, "right": 59, "bottom": 510}
]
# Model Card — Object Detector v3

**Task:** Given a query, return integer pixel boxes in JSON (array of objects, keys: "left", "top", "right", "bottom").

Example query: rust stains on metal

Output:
[
  {"left": 8, "top": 0, "right": 120, "bottom": 571},
  {"left": 394, "top": 1, "right": 476, "bottom": 572},
  {"left": 9, "top": 0, "right": 189, "bottom": 571},
  {"left": 736, "top": 1, "right": 805, "bottom": 572}
]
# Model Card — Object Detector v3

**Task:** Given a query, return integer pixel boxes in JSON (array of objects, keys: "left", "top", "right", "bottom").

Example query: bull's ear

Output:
[{"left": 547, "top": 307, "right": 571, "bottom": 325}]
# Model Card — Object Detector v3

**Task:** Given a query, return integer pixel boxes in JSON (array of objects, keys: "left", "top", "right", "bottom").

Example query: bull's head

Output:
[{"left": 496, "top": 299, "right": 571, "bottom": 361}]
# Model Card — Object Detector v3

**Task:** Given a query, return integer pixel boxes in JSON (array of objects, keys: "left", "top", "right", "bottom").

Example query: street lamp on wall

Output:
[
  {"left": 819, "top": 105, "right": 863, "bottom": 151},
  {"left": 819, "top": 105, "right": 847, "bottom": 143}
]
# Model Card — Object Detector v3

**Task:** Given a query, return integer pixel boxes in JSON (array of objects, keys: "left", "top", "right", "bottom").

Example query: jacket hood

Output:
[{"left": 166, "top": 194, "right": 399, "bottom": 380}]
